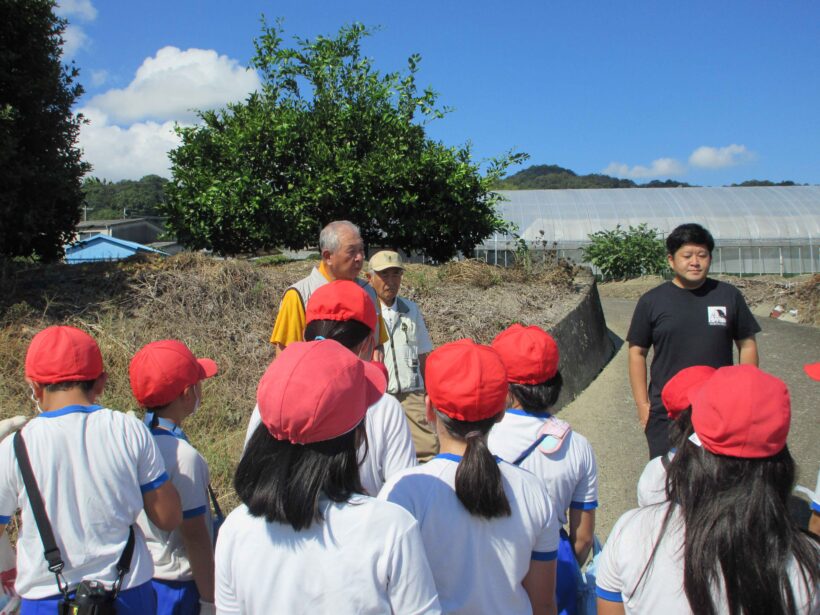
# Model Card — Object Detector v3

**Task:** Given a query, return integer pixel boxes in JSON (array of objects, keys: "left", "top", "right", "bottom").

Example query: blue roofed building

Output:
[{"left": 65, "top": 234, "right": 167, "bottom": 264}]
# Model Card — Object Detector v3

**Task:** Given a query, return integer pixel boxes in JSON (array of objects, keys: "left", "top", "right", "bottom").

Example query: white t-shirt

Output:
[
  {"left": 636, "top": 451, "right": 675, "bottom": 507},
  {"left": 215, "top": 495, "right": 441, "bottom": 614},
  {"left": 137, "top": 425, "right": 212, "bottom": 582},
  {"left": 596, "top": 503, "right": 820, "bottom": 614},
  {"left": 0, "top": 405, "right": 167, "bottom": 598},
  {"left": 488, "top": 409, "right": 598, "bottom": 525},
  {"left": 379, "top": 454, "right": 560, "bottom": 615},
  {"left": 244, "top": 392, "right": 417, "bottom": 496},
  {"left": 812, "top": 468, "right": 820, "bottom": 514}
]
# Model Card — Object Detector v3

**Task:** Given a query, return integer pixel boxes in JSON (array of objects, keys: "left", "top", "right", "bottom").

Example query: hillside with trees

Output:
[
  {"left": 82, "top": 175, "right": 168, "bottom": 220},
  {"left": 493, "top": 165, "right": 692, "bottom": 189}
]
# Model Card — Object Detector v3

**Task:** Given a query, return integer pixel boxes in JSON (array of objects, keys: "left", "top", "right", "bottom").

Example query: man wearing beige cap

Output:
[{"left": 367, "top": 250, "right": 437, "bottom": 461}]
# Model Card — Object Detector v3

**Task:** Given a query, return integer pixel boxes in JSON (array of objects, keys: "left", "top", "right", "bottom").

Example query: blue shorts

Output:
[
  {"left": 556, "top": 528, "right": 579, "bottom": 615},
  {"left": 153, "top": 578, "right": 200, "bottom": 615},
  {"left": 21, "top": 581, "right": 156, "bottom": 614}
]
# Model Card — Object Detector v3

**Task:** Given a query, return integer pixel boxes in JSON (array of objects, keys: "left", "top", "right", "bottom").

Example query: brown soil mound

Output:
[{"left": 0, "top": 254, "right": 580, "bottom": 510}]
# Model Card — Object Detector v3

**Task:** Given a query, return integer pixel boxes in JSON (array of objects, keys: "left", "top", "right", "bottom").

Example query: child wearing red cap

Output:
[
  {"left": 129, "top": 340, "right": 220, "bottom": 615},
  {"left": 217, "top": 340, "right": 441, "bottom": 613},
  {"left": 487, "top": 324, "right": 597, "bottom": 615},
  {"left": 636, "top": 365, "right": 715, "bottom": 507},
  {"left": 244, "top": 280, "right": 416, "bottom": 495},
  {"left": 379, "top": 339, "right": 560, "bottom": 615},
  {"left": 0, "top": 326, "right": 182, "bottom": 614},
  {"left": 596, "top": 365, "right": 820, "bottom": 614}
]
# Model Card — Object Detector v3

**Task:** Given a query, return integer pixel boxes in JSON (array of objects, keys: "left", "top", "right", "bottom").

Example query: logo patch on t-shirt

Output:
[{"left": 708, "top": 306, "right": 727, "bottom": 326}]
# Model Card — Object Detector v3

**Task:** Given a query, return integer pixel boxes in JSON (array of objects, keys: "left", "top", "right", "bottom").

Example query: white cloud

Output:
[
  {"left": 79, "top": 47, "right": 261, "bottom": 180},
  {"left": 61, "top": 24, "right": 90, "bottom": 58},
  {"left": 90, "top": 69, "right": 108, "bottom": 87},
  {"left": 603, "top": 157, "right": 686, "bottom": 179},
  {"left": 55, "top": 0, "right": 97, "bottom": 21},
  {"left": 55, "top": 0, "right": 96, "bottom": 59},
  {"left": 688, "top": 144, "right": 753, "bottom": 169},
  {"left": 78, "top": 107, "right": 182, "bottom": 181},
  {"left": 86, "top": 47, "right": 261, "bottom": 124}
]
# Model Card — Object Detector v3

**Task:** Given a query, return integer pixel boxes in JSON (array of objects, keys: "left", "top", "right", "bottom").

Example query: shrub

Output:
[{"left": 582, "top": 224, "right": 666, "bottom": 280}]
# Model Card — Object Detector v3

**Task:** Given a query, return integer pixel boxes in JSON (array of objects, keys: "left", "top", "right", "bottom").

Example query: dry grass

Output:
[{"left": 0, "top": 253, "right": 581, "bottom": 512}]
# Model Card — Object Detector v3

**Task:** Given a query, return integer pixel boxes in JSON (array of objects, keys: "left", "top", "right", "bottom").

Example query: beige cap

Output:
[{"left": 369, "top": 250, "right": 404, "bottom": 272}]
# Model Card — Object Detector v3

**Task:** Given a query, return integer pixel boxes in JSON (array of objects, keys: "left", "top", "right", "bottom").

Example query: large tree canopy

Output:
[
  {"left": 0, "top": 0, "right": 89, "bottom": 261},
  {"left": 164, "top": 22, "right": 525, "bottom": 261}
]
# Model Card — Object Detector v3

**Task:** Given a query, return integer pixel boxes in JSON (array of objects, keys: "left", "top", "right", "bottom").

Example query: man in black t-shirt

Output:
[{"left": 627, "top": 223, "right": 761, "bottom": 458}]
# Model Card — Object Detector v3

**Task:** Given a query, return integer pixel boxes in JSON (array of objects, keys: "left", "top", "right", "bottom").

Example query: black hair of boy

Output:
[
  {"left": 508, "top": 373, "right": 563, "bottom": 413},
  {"left": 666, "top": 223, "right": 715, "bottom": 255}
]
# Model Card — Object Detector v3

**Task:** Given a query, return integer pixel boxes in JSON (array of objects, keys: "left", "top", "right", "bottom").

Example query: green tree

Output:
[
  {"left": 0, "top": 0, "right": 89, "bottom": 261},
  {"left": 582, "top": 223, "right": 666, "bottom": 280},
  {"left": 164, "top": 21, "right": 525, "bottom": 260}
]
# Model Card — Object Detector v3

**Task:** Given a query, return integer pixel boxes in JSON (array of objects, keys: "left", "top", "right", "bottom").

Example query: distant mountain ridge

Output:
[{"left": 493, "top": 164, "right": 801, "bottom": 190}]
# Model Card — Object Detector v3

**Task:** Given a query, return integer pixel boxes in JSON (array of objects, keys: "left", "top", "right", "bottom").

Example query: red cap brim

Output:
[
  {"left": 197, "top": 358, "right": 218, "bottom": 379},
  {"left": 803, "top": 363, "right": 820, "bottom": 381}
]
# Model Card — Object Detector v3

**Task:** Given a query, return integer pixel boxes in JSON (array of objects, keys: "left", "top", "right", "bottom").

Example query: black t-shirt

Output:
[{"left": 626, "top": 278, "right": 761, "bottom": 414}]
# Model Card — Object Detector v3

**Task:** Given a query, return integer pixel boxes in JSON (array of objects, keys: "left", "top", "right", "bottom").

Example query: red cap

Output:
[
  {"left": 426, "top": 339, "right": 508, "bottom": 422},
  {"left": 661, "top": 365, "right": 716, "bottom": 419},
  {"left": 305, "top": 280, "right": 377, "bottom": 332},
  {"left": 492, "top": 324, "right": 560, "bottom": 384},
  {"left": 803, "top": 363, "right": 820, "bottom": 381},
  {"left": 257, "top": 340, "right": 386, "bottom": 444},
  {"left": 25, "top": 326, "right": 104, "bottom": 384},
  {"left": 129, "top": 340, "right": 218, "bottom": 407},
  {"left": 691, "top": 365, "right": 790, "bottom": 458}
]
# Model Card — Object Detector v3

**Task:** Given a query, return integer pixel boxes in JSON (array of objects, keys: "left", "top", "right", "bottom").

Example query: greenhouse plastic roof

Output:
[{"left": 490, "top": 186, "right": 820, "bottom": 246}]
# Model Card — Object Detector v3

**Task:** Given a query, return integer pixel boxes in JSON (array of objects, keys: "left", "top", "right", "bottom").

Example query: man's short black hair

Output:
[{"left": 666, "top": 223, "right": 715, "bottom": 255}]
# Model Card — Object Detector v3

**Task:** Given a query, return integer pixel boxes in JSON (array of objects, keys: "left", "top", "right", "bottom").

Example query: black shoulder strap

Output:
[
  {"left": 13, "top": 432, "right": 65, "bottom": 576},
  {"left": 14, "top": 431, "right": 136, "bottom": 596},
  {"left": 660, "top": 452, "right": 671, "bottom": 471},
  {"left": 208, "top": 484, "right": 224, "bottom": 521},
  {"left": 513, "top": 434, "right": 547, "bottom": 466},
  {"left": 112, "top": 526, "right": 135, "bottom": 594}
]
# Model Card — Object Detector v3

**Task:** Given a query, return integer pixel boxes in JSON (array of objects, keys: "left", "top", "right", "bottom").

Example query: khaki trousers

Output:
[{"left": 395, "top": 390, "right": 439, "bottom": 463}]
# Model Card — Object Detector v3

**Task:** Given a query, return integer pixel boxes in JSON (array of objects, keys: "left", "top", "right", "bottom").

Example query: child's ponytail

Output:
[{"left": 441, "top": 413, "right": 511, "bottom": 519}]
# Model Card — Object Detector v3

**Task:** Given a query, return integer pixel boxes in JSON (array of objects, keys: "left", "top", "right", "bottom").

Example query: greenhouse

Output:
[{"left": 476, "top": 186, "right": 820, "bottom": 275}]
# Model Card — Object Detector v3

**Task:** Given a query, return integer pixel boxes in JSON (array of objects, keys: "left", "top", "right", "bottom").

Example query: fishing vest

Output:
[{"left": 383, "top": 298, "right": 424, "bottom": 394}]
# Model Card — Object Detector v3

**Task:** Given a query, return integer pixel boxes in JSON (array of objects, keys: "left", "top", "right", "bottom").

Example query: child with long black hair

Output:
[
  {"left": 597, "top": 365, "right": 819, "bottom": 614},
  {"left": 216, "top": 340, "right": 440, "bottom": 614},
  {"left": 244, "top": 280, "right": 416, "bottom": 495},
  {"left": 636, "top": 365, "right": 715, "bottom": 507},
  {"left": 380, "top": 339, "right": 560, "bottom": 615}
]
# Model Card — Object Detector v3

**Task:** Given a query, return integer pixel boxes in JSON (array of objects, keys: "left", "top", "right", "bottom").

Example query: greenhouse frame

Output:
[{"left": 475, "top": 186, "right": 820, "bottom": 276}]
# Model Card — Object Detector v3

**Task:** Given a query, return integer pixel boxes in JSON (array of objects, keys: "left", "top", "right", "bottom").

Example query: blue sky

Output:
[{"left": 57, "top": 0, "right": 820, "bottom": 185}]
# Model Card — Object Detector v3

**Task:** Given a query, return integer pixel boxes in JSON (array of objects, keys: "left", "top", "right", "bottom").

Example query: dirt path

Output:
[{"left": 558, "top": 296, "right": 820, "bottom": 540}]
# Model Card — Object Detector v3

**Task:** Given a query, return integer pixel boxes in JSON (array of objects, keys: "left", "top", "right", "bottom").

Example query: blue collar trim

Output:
[
  {"left": 39, "top": 404, "right": 103, "bottom": 419},
  {"left": 144, "top": 413, "right": 188, "bottom": 441},
  {"left": 434, "top": 452, "right": 502, "bottom": 463},
  {"left": 506, "top": 408, "right": 551, "bottom": 419}
]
